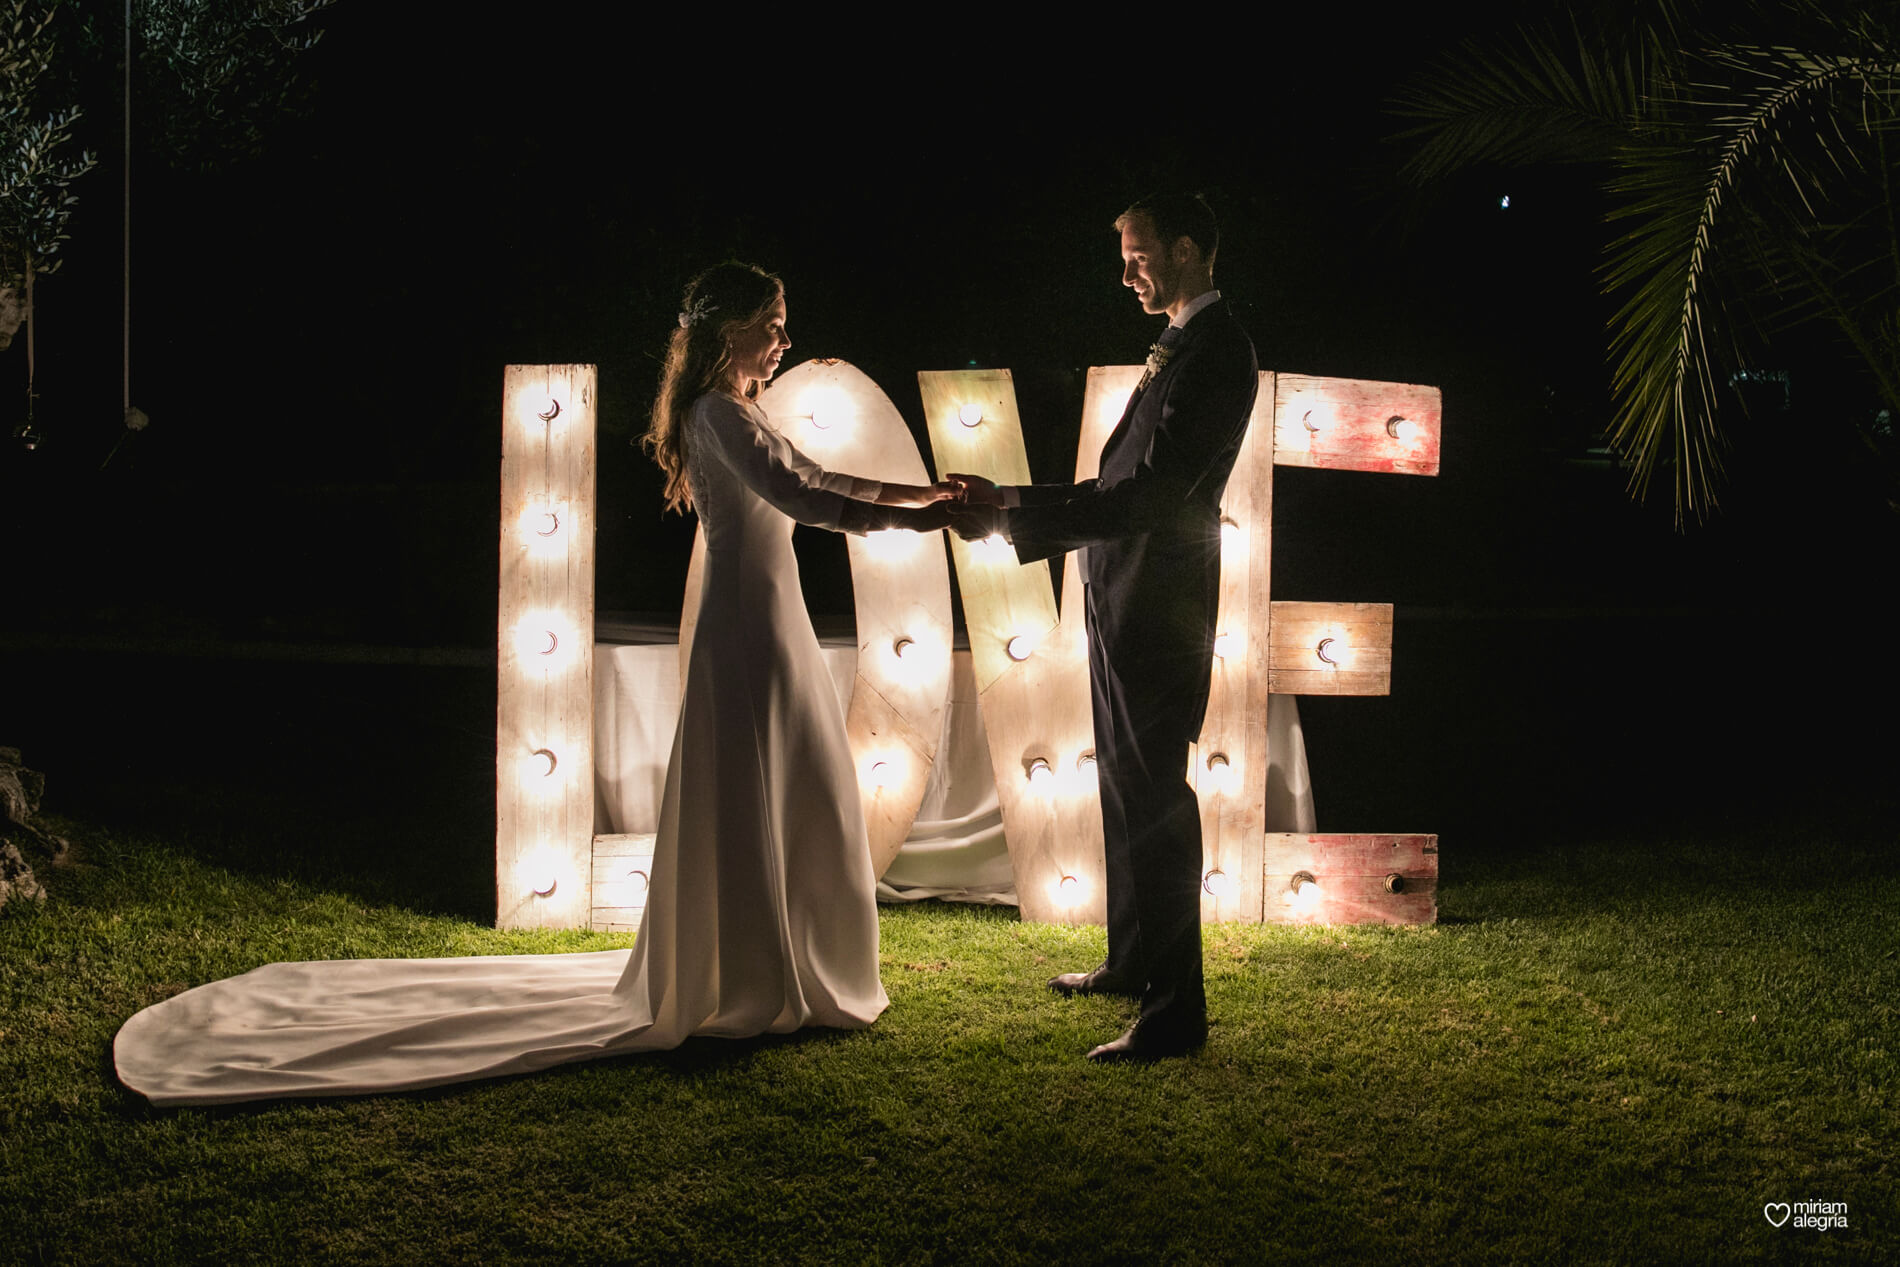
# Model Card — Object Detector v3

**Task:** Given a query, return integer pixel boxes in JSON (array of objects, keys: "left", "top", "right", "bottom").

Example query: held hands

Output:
[
  {"left": 867, "top": 476, "right": 1004, "bottom": 537},
  {"left": 946, "top": 473, "right": 1005, "bottom": 506}
]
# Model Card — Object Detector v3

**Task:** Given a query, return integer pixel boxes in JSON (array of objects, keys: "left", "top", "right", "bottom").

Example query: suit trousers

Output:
[{"left": 1086, "top": 585, "right": 1207, "bottom": 1033}]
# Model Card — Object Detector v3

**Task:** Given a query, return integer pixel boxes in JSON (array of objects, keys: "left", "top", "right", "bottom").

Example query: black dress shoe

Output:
[
  {"left": 1047, "top": 964, "right": 1142, "bottom": 998},
  {"left": 1085, "top": 1018, "right": 1207, "bottom": 1063}
]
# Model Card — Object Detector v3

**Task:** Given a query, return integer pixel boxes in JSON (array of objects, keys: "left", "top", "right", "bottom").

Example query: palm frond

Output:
[
  {"left": 1389, "top": 16, "right": 1648, "bottom": 186},
  {"left": 1599, "top": 42, "right": 1900, "bottom": 523}
]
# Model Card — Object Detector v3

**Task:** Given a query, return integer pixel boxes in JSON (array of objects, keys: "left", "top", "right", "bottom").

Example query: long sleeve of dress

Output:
[{"left": 691, "top": 394, "right": 886, "bottom": 533}]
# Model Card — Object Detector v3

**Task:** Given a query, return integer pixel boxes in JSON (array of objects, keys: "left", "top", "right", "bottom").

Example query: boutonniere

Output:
[{"left": 1144, "top": 341, "right": 1176, "bottom": 379}]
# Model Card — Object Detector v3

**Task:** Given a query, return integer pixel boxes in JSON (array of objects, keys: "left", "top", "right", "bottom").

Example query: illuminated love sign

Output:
[{"left": 496, "top": 361, "right": 1441, "bottom": 930}]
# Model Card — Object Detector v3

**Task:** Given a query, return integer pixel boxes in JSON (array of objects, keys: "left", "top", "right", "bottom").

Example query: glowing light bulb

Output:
[
  {"left": 537, "top": 398, "right": 562, "bottom": 423},
  {"left": 519, "top": 500, "right": 564, "bottom": 546},
  {"left": 1203, "top": 868, "right": 1233, "bottom": 898},
  {"left": 516, "top": 624, "right": 560, "bottom": 659},
  {"left": 966, "top": 532, "right": 1013, "bottom": 566},
  {"left": 1302, "top": 408, "right": 1321, "bottom": 433},
  {"left": 1220, "top": 516, "right": 1242, "bottom": 548},
  {"left": 628, "top": 868, "right": 650, "bottom": 895},
  {"left": 1289, "top": 870, "right": 1322, "bottom": 916},
  {"left": 1213, "top": 632, "right": 1236, "bottom": 660},
  {"left": 893, "top": 637, "right": 915, "bottom": 659},
  {"left": 521, "top": 851, "right": 560, "bottom": 898},
  {"left": 530, "top": 748, "right": 557, "bottom": 779},
  {"left": 1386, "top": 415, "right": 1418, "bottom": 443},
  {"left": 1052, "top": 874, "right": 1084, "bottom": 907},
  {"left": 1027, "top": 758, "right": 1053, "bottom": 791},
  {"left": 514, "top": 612, "right": 574, "bottom": 666},
  {"left": 1205, "top": 752, "right": 1236, "bottom": 794},
  {"left": 864, "top": 529, "right": 917, "bottom": 562},
  {"left": 1076, "top": 752, "right": 1097, "bottom": 777},
  {"left": 1316, "top": 637, "right": 1340, "bottom": 665},
  {"left": 869, "top": 759, "right": 896, "bottom": 790},
  {"left": 805, "top": 387, "right": 850, "bottom": 432},
  {"left": 1006, "top": 635, "right": 1033, "bottom": 662},
  {"left": 957, "top": 402, "right": 984, "bottom": 428}
]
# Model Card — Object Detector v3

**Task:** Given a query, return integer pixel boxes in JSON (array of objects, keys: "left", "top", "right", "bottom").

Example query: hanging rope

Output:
[
  {"left": 123, "top": 0, "right": 131, "bottom": 421},
  {"left": 21, "top": 254, "right": 35, "bottom": 448}
]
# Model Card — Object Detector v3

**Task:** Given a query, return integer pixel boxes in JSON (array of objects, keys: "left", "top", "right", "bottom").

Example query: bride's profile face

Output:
[{"left": 725, "top": 297, "right": 791, "bottom": 392}]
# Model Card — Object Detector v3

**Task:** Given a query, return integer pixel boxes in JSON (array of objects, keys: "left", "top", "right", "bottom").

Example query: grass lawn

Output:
[
  {"left": 2, "top": 643, "right": 1895, "bottom": 1264},
  {"left": 3, "top": 795, "right": 1893, "bottom": 1265}
]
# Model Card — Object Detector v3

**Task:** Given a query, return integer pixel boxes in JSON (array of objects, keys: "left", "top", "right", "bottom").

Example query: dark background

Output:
[{"left": 3, "top": 2, "right": 1894, "bottom": 902}]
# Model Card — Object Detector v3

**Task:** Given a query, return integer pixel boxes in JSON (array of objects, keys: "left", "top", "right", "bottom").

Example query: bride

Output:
[
  {"left": 621, "top": 261, "right": 957, "bottom": 1041},
  {"left": 112, "top": 263, "right": 955, "bottom": 1104}
]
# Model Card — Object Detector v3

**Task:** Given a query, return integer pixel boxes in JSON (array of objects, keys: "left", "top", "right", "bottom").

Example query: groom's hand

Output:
[
  {"left": 947, "top": 503, "right": 1003, "bottom": 541},
  {"left": 947, "top": 473, "right": 1005, "bottom": 506}
]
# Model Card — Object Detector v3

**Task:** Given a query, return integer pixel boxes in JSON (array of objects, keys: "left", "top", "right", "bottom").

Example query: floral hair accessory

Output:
[{"left": 677, "top": 296, "right": 718, "bottom": 330}]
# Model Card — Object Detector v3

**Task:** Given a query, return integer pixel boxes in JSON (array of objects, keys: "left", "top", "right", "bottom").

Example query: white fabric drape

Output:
[{"left": 592, "top": 623, "right": 1316, "bottom": 903}]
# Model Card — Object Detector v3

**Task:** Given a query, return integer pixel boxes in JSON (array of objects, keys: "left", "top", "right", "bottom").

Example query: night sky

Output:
[{"left": 4, "top": 2, "right": 1893, "bottom": 674}]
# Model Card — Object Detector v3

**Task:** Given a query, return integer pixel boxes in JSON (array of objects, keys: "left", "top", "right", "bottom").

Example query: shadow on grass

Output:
[{"left": 8, "top": 651, "right": 499, "bottom": 922}]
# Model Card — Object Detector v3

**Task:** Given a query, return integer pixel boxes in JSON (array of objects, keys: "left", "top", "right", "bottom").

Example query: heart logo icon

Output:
[{"left": 1764, "top": 1203, "right": 1791, "bottom": 1227}]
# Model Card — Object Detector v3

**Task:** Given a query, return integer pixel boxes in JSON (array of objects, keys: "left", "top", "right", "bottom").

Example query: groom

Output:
[{"left": 950, "top": 192, "right": 1258, "bottom": 1062}]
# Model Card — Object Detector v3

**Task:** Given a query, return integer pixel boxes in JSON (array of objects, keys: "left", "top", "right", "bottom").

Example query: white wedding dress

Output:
[{"left": 113, "top": 392, "right": 889, "bottom": 1105}]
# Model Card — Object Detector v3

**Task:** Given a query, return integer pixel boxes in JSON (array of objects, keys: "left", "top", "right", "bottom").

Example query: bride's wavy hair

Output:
[{"left": 642, "top": 262, "right": 785, "bottom": 513}]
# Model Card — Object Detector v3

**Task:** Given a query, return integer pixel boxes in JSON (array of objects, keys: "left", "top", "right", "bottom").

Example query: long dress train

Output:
[{"left": 112, "top": 392, "right": 889, "bottom": 1105}]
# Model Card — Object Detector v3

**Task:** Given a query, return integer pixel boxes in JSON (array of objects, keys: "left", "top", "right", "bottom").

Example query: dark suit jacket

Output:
[{"left": 1007, "top": 298, "right": 1259, "bottom": 738}]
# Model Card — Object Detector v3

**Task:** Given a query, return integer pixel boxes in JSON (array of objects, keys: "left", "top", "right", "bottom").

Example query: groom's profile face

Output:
[{"left": 1120, "top": 213, "right": 1185, "bottom": 316}]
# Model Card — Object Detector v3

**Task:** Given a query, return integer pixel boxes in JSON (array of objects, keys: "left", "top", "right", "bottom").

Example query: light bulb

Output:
[
  {"left": 1205, "top": 752, "right": 1236, "bottom": 794},
  {"left": 1289, "top": 870, "right": 1322, "bottom": 915},
  {"left": 515, "top": 624, "right": 560, "bottom": 659},
  {"left": 957, "top": 402, "right": 984, "bottom": 428},
  {"left": 1052, "top": 874, "right": 1084, "bottom": 907},
  {"left": 1213, "top": 632, "right": 1236, "bottom": 660},
  {"left": 803, "top": 386, "right": 850, "bottom": 433},
  {"left": 893, "top": 637, "right": 915, "bottom": 659},
  {"left": 522, "top": 851, "right": 560, "bottom": 898},
  {"left": 1027, "top": 758, "right": 1053, "bottom": 790},
  {"left": 1006, "top": 635, "right": 1033, "bottom": 662},
  {"left": 1220, "top": 516, "right": 1241, "bottom": 548},
  {"left": 537, "top": 398, "right": 562, "bottom": 423},
  {"left": 1203, "top": 868, "right": 1233, "bottom": 897},
  {"left": 519, "top": 501, "right": 563, "bottom": 546},
  {"left": 1076, "top": 752, "right": 1097, "bottom": 777},
  {"left": 628, "top": 868, "right": 650, "bottom": 895},
  {"left": 864, "top": 529, "right": 917, "bottom": 562},
  {"left": 530, "top": 748, "right": 557, "bottom": 778},
  {"left": 869, "top": 759, "right": 898, "bottom": 790},
  {"left": 514, "top": 612, "right": 574, "bottom": 666},
  {"left": 1386, "top": 415, "right": 1418, "bottom": 443},
  {"left": 1316, "top": 637, "right": 1340, "bottom": 665}
]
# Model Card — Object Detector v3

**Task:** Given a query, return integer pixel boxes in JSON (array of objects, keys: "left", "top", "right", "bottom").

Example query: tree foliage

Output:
[
  {"left": 1, "top": 0, "right": 96, "bottom": 282},
  {"left": 125, "top": 0, "right": 333, "bottom": 171},
  {"left": 1, "top": 0, "right": 335, "bottom": 288},
  {"left": 1392, "top": 0, "right": 1900, "bottom": 524}
]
